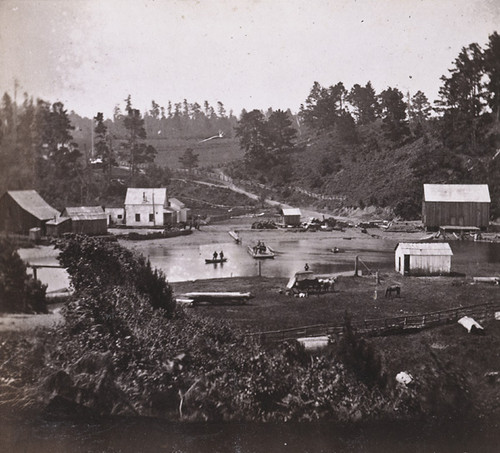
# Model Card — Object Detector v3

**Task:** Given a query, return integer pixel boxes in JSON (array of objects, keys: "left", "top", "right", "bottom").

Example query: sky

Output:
[{"left": 0, "top": 0, "right": 499, "bottom": 119}]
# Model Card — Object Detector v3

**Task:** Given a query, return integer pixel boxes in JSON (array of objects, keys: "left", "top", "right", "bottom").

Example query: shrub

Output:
[
  {"left": 56, "top": 235, "right": 175, "bottom": 317},
  {"left": 0, "top": 238, "right": 47, "bottom": 313},
  {"left": 337, "top": 313, "right": 387, "bottom": 389}
]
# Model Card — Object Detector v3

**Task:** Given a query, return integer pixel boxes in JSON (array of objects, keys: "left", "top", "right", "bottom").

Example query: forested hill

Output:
[
  {"left": 0, "top": 33, "right": 499, "bottom": 219},
  {"left": 229, "top": 32, "right": 500, "bottom": 219}
]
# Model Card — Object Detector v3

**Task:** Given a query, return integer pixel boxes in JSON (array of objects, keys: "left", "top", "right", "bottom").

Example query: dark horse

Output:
[{"left": 385, "top": 285, "right": 401, "bottom": 298}]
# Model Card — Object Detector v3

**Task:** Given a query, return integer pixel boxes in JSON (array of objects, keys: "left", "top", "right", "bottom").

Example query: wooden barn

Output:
[
  {"left": 281, "top": 208, "right": 302, "bottom": 226},
  {"left": 422, "top": 184, "right": 490, "bottom": 230},
  {"left": 61, "top": 206, "right": 107, "bottom": 235},
  {"left": 395, "top": 242, "right": 453, "bottom": 276},
  {"left": 0, "top": 190, "right": 59, "bottom": 235}
]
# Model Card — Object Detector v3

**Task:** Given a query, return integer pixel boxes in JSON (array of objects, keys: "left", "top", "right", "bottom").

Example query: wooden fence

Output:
[{"left": 245, "top": 301, "right": 500, "bottom": 343}]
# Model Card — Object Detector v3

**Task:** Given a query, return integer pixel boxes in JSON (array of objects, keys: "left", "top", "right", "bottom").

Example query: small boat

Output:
[
  {"left": 331, "top": 247, "right": 344, "bottom": 253},
  {"left": 181, "top": 291, "right": 254, "bottom": 305},
  {"left": 205, "top": 257, "right": 228, "bottom": 264},
  {"left": 247, "top": 242, "right": 275, "bottom": 259},
  {"left": 228, "top": 230, "right": 241, "bottom": 243}
]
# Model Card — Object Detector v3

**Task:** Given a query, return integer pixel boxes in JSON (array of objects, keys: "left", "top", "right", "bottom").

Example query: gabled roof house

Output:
[
  {"left": 124, "top": 188, "right": 189, "bottom": 227},
  {"left": 0, "top": 190, "right": 59, "bottom": 235}
]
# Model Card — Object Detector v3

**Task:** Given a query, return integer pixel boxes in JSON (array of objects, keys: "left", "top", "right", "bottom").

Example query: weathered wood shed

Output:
[
  {"left": 281, "top": 208, "right": 302, "bottom": 226},
  {"left": 62, "top": 206, "right": 107, "bottom": 235},
  {"left": 46, "top": 216, "right": 72, "bottom": 237},
  {"left": 422, "top": 184, "right": 490, "bottom": 230},
  {"left": 0, "top": 190, "right": 59, "bottom": 235},
  {"left": 395, "top": 242, "right": 453, "bottom": 276}
]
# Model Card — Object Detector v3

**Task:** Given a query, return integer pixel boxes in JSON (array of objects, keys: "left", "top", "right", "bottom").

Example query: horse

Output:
[{"left": 385, "top": 285, "right": 401, "bottom": 298}]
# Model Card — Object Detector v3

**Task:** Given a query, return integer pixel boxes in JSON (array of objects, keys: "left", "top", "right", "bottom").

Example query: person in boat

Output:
[
  {"left": 213, "top": 251, "right": 218, "bottom": 260},
  {"left": 219, "top": 250, "right": 224, "bottom": 260}
]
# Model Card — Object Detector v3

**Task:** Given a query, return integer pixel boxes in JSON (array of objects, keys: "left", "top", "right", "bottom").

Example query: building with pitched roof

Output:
[
  {"left": 124, "top": 188, "right": 189, "bottom": 227},
  {"left": 395, "top": 242, "right": 453, "bottom": 275},
  {"left": 422, "top": 184, "right": 490, "bottom": 230},
  {"left": 61, "top": 206, "right": 107, "bottom": 235},
  {"left": 0, "top": 190, "right": 59, "bottom": 235},
  {"left": 281, "top": 208, "right": 302, "bottom": 226}
]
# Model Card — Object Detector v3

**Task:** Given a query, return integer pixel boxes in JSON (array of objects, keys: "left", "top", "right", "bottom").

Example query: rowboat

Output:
[
  {"left": 179, "top": 291, "right": 254, "bottom": 306},
  {"left": 205, "top": 258, "right": 228, "bottom": 264},
  {"left": 247, "top": 243, "right": 275, "bottom": 259},
  {"left": 228, "top": 230, "right": 241, "bottom": 243}
]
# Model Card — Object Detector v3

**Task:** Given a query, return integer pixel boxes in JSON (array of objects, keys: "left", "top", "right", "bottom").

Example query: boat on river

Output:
[
  {"left": 247, "top": 241, "right": 275, "bottom": 259},
  {"left": 179, "top": 291, "right": 253, "bottom": 305},
  {"left": 205, "top": 257, "right": 228, "bottom": 264},
  {"left": 228, "top": 230, "right": 241, "bottom": 243}
]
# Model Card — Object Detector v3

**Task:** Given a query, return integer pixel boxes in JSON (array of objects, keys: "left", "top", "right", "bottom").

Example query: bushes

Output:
[
  {"left": 56, "top": 234, "right": 175, "bottom": 317},
  {"left": 0, "top": 238, "right": 47, "bottom": 313}
]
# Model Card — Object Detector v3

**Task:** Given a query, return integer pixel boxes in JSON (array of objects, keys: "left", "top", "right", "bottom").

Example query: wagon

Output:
[{"left": 286, "top": 271, "right": 336, "bottom": 296}]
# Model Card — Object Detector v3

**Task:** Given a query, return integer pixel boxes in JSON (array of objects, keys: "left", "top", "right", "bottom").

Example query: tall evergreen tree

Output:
[
  {"left": 378, "top": 87, "right": 410, "bottom": 143},
  {"left": 266, "top": 109, "right": 297, "bottom": 153},
  {"left": 437, "top": 43, "right": 485, "bottom": 151},
  {"left": 123, "top": 97, "right": 156, "bottom": 186},
  {"left": 409, "top": 90, "right": 431, "bottom": 136},
  {"left": 235, "top": 109, "right": 268, "bottom": 170},
  {"left": 347, "top": 82, "right": 379, "bottom": 125},
  {"left": 484, "top": 32, "right": 500, "bottom": 123}
]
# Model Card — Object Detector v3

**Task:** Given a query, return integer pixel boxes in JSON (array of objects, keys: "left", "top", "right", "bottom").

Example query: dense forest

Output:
[
  {"left": 230, "top": 32, "right": 500, "bottom": 218},
  {"left": 1, "top": 32, "right": 499, "bottom": 218}
]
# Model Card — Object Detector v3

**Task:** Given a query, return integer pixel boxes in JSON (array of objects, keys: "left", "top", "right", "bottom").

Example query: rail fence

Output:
[
  {"left": 245, "top": 301, "right": 500, "bottom": 343},
  {"left": 174, "top": 169, "right": 347, "bottom": 203}
]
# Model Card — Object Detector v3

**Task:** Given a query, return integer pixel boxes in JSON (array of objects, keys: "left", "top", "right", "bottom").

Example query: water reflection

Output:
[
  {"left": 144, "top": 238, "right": 398, "bottom": 282},
  {"left": 18, "top": 240, "right": 500, "bottom": 288}
]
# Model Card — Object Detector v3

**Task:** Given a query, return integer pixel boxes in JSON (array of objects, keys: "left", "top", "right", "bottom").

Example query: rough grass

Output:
[{"left": 170, "top": 274, "right": 500, "bottom": 332}]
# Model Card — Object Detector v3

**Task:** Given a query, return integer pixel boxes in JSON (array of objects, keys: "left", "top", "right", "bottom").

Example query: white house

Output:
[
  {"left": 124, "top": 188, "right": 189, "bottom": 227},
  {"left": 395, "top": 242, "right": 453, "bottom": 276}
]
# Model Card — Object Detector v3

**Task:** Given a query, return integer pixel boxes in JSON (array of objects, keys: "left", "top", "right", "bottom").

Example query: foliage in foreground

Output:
[
  {"left": 0, "top": 238, "right": 47, "bottom": 313},
  {"left": 1, "top": 286, "right": 477, "bottom": 422},
  {"left": 56, "top": 234, "right": 175, "bottom": 316},
  {"left": 0, "top": 239, "right": 477, "bottom": 423}
]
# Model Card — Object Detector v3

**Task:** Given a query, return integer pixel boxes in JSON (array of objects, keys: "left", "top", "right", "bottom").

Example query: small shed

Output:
[
  {"left": 62, "top": 206, "right": 107, "bottom": 235},
  {"left": 169, "top": 198, "right": 190, "bottom": 223},
  {"left": 395, "top": 242, "right": 453, "bottom": 276},
  {"left": 422, "top": 184, "right": 490, "bottom": 230},
  {"left": 0, "top": 190, "right": 59, "bottom": 235},
  {"left": 46, "top": 216, "right": 72, "bottom": 237},
  {"left": 281, "top": 208, "right": 302, "bottom": 226},
  {"left": 104, "top": 207, "right": 125, "bottom": 226}
]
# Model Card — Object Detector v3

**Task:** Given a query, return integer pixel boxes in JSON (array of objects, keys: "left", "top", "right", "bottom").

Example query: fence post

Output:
[{"left": 354, "top": 256, "right": 359, "bottom": 276}]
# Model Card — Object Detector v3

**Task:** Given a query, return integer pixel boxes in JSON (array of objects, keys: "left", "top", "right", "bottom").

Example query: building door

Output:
[
  {"left": 398, "top": 257, "right": 401, "bottom": 273},
  {"left": 404, "top": 255, "right": 410, "bottom": 275}
]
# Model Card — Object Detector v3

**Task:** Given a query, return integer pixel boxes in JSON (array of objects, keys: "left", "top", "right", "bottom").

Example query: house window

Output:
[
  {"left": 149, "top": 213, "right": 154, "bottom": 222},
  {"left": 117, "top": 214, "right": 122, "bottom": 219},
  {"left": 135, "top": 213, "right": 141, "bottom": 222}
]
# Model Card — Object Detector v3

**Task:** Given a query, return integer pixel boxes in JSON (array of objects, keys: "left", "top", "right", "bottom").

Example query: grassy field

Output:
[
  {"left": 170, "top": 274, "right": 500, "bottom": 333},
  {"left": 149, "top": 137, "right": 243, "bottom": 169}
]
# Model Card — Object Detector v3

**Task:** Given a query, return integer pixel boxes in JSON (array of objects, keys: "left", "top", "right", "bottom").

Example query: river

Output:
[
  {"left": 1, "top": 411, "right": 499, "bottom": 452},
  {"left": 19, "top": 239, "right": 500, "bottom": 288}
]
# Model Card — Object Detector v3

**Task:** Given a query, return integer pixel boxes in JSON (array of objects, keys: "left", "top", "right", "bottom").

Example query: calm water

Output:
[
  {"left": 19, "top": 240, "right": 500, "bottom": 289},
  {"left": 1, "top": 413, "right": 499, "bottom": 453}
]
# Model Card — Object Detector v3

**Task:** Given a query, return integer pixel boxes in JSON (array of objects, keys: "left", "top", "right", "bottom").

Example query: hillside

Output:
[{"left": 226, "top": 121, "right": 500, "bottom": 220}]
